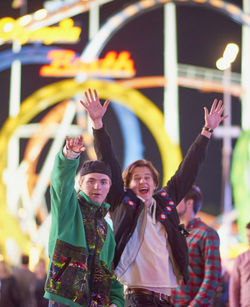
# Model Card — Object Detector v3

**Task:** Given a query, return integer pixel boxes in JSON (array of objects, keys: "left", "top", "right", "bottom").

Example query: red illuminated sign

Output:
[{"left": 40, "top": 49, "right": 136, "bottom": 78}]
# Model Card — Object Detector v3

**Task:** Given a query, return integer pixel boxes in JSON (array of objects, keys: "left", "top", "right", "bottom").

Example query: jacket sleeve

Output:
[
  {"left": 109, "top": 279, "right": 125, "bottom": 307},
  {"left": 93, "top": 126, "right": 124, "bottom": 211},
  {"left": 165, "top": 134, "right": 209, "bottom": 205},
  {"left": 229, "top": 256, "right": 241, "bottom": 307},
  {"left": 190, "top": 230, "right": 221, "bottom": 307},
  {"left": 50, "top": 150, "right": 80, "bottom": 213}
]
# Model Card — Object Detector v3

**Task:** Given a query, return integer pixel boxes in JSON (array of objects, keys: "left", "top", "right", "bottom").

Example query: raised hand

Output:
[
  {"left": 65, "top": 135, "right": 86, "bottom": 154},
  {"left": 80, "top": 88, "right": 110, "bottom": 129},
  {"left": 204, "top": 99, "right": 228, "bottom": 130}
]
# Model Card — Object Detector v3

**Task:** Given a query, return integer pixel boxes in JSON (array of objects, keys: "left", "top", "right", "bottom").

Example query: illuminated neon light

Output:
[
  {"left": 40, "top": 50, "right": 136, "bottom": 78},
  {"left": 0, "top": 18, "right": 81, "bottom": 45},
  {"left": 231, "top": 129, "right": 250, "bottom": 244},
  {"left": 0, "top": 79, "right": 181, "bottom": 206},
  {"left": 19, "top": 15, "right": 33, "bottom": 27},
  {"left": 0, "top": 0, "right": 248, "bottom": 262},
  {"left": 0, "top": 46, "right": 243, "bottom": 96},
  {"left": 33, "top": 9, "right": 48, "bottom": 21},
  {"left": 0, "top": 79, "right": 182, "bottom": 260}
]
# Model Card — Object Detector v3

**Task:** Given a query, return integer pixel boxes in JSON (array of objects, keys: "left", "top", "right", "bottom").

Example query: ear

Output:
[
  {"left": 186, "top": 199, "right": 194, "bottom": 209},
  {"left": 78, "top": 176, "right": 84, "bottom": 187}
]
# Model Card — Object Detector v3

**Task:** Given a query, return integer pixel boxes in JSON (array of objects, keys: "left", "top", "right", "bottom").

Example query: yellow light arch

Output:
[
  {"left": 0, "top": 79, "right": 182, "bottom": 258},
  {"left": 0, "top": 79, "right": 182, "bottom": 199}
]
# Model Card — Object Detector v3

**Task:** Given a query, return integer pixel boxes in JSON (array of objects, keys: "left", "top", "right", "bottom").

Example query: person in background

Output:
[
  {"left": 0, "top": 259, "right": 21, "bottom": 307},
  {"left": 43, "top": 106, "right": 124, "bottom": 307},
  {"left": 229, "top": 222, "right": 250, "bottom": 307},
  {"left": 81, "top": 88, "right": 226, "bottom": 307},
  {"left": 33, "top": 258, "right": 48, "bottom": 307},
  {"left": 171, "top": 185, "right": 221, "bottom": 306},
  {"left": 13, "top": 253, "right": 36, "bottom": 307},
  {"left": 213, "top": 265, "right": 230, "bottom": 307}
]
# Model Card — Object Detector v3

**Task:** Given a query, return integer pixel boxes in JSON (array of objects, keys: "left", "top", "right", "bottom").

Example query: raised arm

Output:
[
  {"left": 80, "top": 89, "right": 124, "bottom": 210},
  {"left": 50, "top": 134, "right": 86, "bottom": 220},
  {"left": 165, "top": 98, "right": 227, "bottom": 204}
]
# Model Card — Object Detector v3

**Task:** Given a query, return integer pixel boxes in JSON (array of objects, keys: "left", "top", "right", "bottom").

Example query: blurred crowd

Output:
[
  {"left": 1, "top": 248, "right": 249, "bottom": 307},
  {"left": 0, "top": 254, "right": 48, "bottom": 307}
]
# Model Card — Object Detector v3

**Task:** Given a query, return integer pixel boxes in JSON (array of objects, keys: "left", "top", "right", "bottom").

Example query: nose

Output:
[
  {"left": 139, "top": 177, "right": 145, "bottom": 183},
  {"left": 94, "top": 181, "right": 101, "bottom": 189}
]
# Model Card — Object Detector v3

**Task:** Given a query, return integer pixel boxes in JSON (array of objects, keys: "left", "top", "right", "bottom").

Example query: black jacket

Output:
[
  {"left": 0, "top": 276, "right": 21, "bottom": 307},
  {"left": 93, "top": 126, "right": 209, "bottom": 284}
]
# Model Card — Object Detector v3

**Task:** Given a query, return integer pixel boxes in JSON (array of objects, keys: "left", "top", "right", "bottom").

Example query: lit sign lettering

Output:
[
  {"left": 40, "top": 49, "right": 136, "bottom": 78},
  {"left": 0, "top": 18, "right": 81, "bottom": 45}
]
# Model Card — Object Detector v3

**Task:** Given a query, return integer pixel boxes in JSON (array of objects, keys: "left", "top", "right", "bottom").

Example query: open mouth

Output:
[{"left": 139, "top": 187, "right": 149, "bottom": 194}]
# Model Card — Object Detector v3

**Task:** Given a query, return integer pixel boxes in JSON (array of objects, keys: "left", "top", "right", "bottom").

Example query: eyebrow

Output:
[
  {"left": 87, "top": 177, "right": 109, "bottom": 181},
  {"left": 133, "top": 173, "right": 152, "bottom": 177}
]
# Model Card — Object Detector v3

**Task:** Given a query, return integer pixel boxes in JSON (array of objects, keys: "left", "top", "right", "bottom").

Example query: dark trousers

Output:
[{"left": 125, "top": 293, "right": 174, "bottom": 307}]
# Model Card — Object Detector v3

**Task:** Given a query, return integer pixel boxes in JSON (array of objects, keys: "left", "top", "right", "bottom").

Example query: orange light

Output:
[
  {"left": 139, "top": 0, "right": 155, "bottom": 9},
  {"left": 158, "top": 0, "right": 172, "bottom": 3},
  {"left": 193, "top": 0, "right": 206, "bottom": 3},
  {"left": 226, "top": 4, "right": 241, "bottom": 16},
  {"left": 210, "top": 0, "right": 224, "bottom": 9},
  {"left": 123, "top": 5, "right": 140, "bottom": 17}
]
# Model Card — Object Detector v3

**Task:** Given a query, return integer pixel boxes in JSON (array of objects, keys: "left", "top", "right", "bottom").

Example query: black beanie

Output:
[{"left": 80, "top": 160, "right": 112, "bottom": 180}]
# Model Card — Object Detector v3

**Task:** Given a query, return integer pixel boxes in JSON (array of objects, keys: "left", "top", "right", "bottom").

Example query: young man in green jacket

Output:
[{"left": 44, "top": 103, "right": 124, "bottom": 307}]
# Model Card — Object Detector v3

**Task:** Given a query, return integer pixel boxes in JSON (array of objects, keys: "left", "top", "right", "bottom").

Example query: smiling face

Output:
[
  {"left": 79, "top": 173, "right": 111, "bottom": 204},
  {"left": 128, "top": 166, "right": 157, "bottom": 207}
]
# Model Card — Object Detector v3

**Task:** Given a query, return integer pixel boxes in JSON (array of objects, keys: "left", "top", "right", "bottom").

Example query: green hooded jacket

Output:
[{"left": 44, "top": 150, "right": 124, "bottom": 307}]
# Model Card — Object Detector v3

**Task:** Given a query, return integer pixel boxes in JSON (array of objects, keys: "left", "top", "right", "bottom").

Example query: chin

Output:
[{"left": 91, "top": 198, "right": 102, "bottom": 204}]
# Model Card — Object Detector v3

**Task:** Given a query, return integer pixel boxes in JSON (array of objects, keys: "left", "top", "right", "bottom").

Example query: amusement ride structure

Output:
[{"left": 0, "top": 0, "right": 249, "bottom": 265}]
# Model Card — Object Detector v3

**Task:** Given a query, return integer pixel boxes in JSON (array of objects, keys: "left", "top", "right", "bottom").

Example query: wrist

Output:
[
  {"left": 66, "top": 146, "right": 81, "bottom": 154},
  {"left": 92, "top": 118, "right": 103, "bottom": 130},
  {"left": 63, "top": 146, "right": 80, "bottom": 159},
  {"left": 203, "top": 126, "right": 213, "bottom": 133},
  {"left": 201, "top": 127, "right": 212, "bottom": 139}
]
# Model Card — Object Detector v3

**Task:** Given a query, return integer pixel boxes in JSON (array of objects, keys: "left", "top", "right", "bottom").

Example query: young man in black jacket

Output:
[{"left": 81, "top": 88, "right": 226, "bottom": 307}]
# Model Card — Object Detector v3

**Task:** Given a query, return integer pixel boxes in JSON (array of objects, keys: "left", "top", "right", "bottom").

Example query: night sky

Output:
[{"left": 0, "top": 0, "right": 243, "bottom": 216}]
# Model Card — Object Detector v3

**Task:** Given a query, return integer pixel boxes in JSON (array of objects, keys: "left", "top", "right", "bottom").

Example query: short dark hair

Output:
[
  {"left": 184, "top": 185, "right": 203, "bottom": 215},
  {"left": 246, "top": 222, "right": 250, "bottom": 230},
  {"left": 21, "top": 254, "right": 29, "bottom": 265},
  {"left": 122, "top": 159, "right": 160, "bottom": 188}
]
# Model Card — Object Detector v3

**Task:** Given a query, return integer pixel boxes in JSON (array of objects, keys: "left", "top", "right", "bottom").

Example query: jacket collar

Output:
[{"left": 78, "top": 190, "right": 110, "bottom": 210}]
